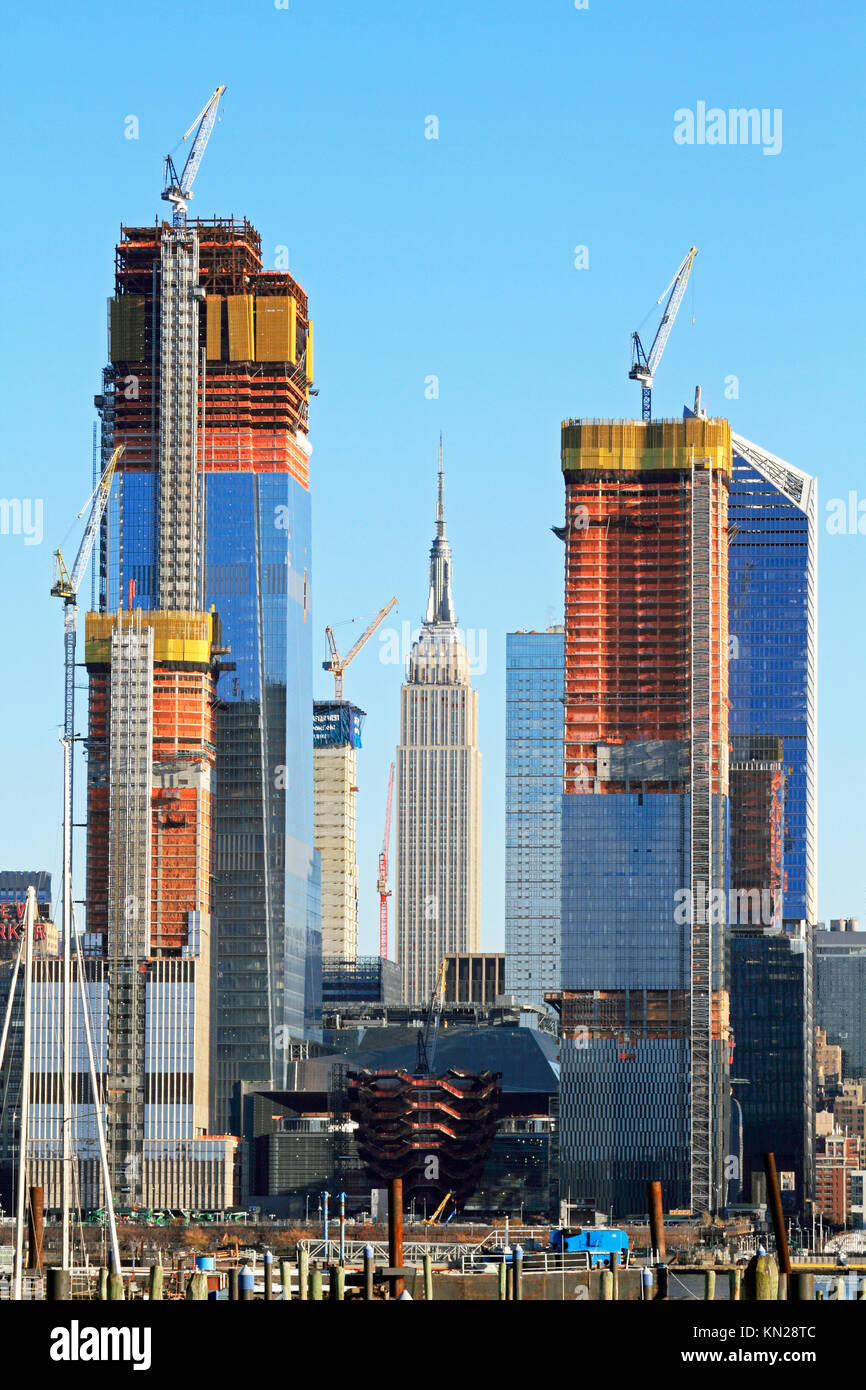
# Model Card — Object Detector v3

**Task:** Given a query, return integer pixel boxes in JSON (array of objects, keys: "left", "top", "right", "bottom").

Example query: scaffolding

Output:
[
  {"left": 688, "top": 455, "right": 729, "bottom": 1214},
  {"left": 106, "top": 618, "right": 153, "bottom": 1206},
  {"left": 158, "top": 228, "right": 200, "bottom": 610}
]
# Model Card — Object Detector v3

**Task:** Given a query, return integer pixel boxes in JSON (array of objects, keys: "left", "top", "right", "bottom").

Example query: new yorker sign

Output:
[{"left": 0, "top": 901, "right": 49, "bottom": 939}]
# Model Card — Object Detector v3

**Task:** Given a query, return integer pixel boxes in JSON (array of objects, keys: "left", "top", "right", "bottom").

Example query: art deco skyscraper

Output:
[{"left": 395, "top": 448, "right": 481, "bottom": 1004}]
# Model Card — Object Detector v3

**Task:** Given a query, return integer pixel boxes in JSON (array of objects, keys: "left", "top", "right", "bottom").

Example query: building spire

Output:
[{"left": 425, "top": 435, "right": 456, "bottom": 627}]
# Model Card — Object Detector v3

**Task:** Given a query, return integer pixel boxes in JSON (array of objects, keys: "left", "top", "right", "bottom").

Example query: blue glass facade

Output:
[
  {"left": 561, "top": 793, "right": 690, "bottom": 991},
  {"left": 727, "top": 443, "right": 816, "bottom": 925},
  {"left": 504, "top": 630, "right": 563, "bottom": 1009},
  {"left": 106, "top": 467, "right": 321, "bottom": 1129},
  {"left": 727, "top": 928, "right": 813, "bottom": 1212}
]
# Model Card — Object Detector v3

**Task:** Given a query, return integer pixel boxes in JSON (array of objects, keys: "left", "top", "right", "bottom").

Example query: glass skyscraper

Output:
[
  {"left": 96, "top": 218, "right": 321, "bottom": 1138},
  {"left": 504, "top": 629, "right": 563, "bottom": 1010},
  {"left": 722, "top": 424, "right": 817, "bottom": 1216},
  {"left": 727, "top": 430, "right": 817, "bottom": 927},
  {"left": 556, "top": 418, "right": 732, "bottom": 1217}
]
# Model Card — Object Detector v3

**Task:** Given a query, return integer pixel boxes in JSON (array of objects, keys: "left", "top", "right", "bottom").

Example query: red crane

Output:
[{"left": 378, "top": 762, "right": 395, "bottom": 959}]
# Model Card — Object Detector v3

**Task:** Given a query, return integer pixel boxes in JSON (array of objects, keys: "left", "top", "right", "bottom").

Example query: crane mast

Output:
[
  {"left": 417, "top": 956, "right": 447, "bottom": 1077},
  {"left": 629, "top": 246, "right": 698, "bottom": 420},
  {"left": 50, "top": 443, "right": 123, "bottom": 1270}
]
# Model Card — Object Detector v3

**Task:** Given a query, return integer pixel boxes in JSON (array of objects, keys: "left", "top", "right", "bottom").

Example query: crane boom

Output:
[
  {"left": 162, "top": 85, "right": 226, "bottom": 225},
  {"left": 417, "top": 956, "right": 447, "bottom": 1076},
  {"left": 51, "top": 446, "right": 124, "bottom": 604},
  {"left": 323, "top": 596, "right": 398, "bottom": 701},
  {"left": 629, "top": 246, "right": 698, "bottom": 420}
]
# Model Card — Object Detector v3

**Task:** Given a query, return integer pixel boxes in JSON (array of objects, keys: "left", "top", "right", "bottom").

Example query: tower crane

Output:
[
  {"left": 162, "top": 85, "right": 227, "bottom": 227},
  {"left": 629, "top": 246, "right": 698, "bottom": 420},
  {"left": 51, "top": 445, "right": 124, "bottom": 744},
  {"left": 323, "top": 596, "right": 397, "bottom": 702},
  {"left": 50, "top": 442, "right": 123, "bottom": 1271},
  {"left": 377, "top": 762, "right": 394, "bottom": 958},
  {"left": 416, "top": 956, "right": 447, "bottom": 1077}
]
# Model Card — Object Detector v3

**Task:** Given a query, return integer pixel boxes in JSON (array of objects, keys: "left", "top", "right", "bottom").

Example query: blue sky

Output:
[{"left": 1, "top": 0, "right": 864, "bottom": 948}]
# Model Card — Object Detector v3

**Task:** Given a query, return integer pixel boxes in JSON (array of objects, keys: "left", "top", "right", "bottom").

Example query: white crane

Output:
[
  {"left": 50, "top": 443, "right": 123, "bottom": 1269},
  {"left": 162, "top": 85, "right": 226, "bottom": 226},
  {"left": 629, "top": 246, "right": 698, "bottom": 420}
]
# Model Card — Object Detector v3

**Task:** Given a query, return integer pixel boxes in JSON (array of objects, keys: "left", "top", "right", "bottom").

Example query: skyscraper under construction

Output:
[
  {"left": 85, "top": 208, "right": 321, "bottom": 1204},
  {"left": 554, "top": 417, "right": 731, "bottom": 1216}
]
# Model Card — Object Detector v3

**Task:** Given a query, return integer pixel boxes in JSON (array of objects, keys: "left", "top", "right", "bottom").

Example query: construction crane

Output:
[
  {"left": 629, "top": 246, "right": 698, "bottom": 420},
  {"left": 50, "top": 442, "right": 124, "bottom": 1272},
  {"left": 323, "top": 596, "right": 397, "bottom": 702},
  {"left": 377, "top": 762, "right": 395, "bottom": 958},
  {"left": 416, "top": 957, "right": 447, "bottom": 1077},
  {"left": 51, "top": 445, "right": 124, "bottom": 745},
  {"left": 162, "top": 85, "right": 227, "bottom": 227},
  {"left": 424, "top": 1191, "right": 454, "bottom": 1225}
]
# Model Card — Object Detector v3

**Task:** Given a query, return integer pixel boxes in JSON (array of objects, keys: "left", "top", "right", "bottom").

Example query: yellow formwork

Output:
[
  {"left": 84, "top": 610, "right": 214, "bottom": 666},
  {"left": 206, "top": 296, "right": 223, "bottom": 360},
  {"left": 305, "top": 319, "right": 313, "bottom": 382},
  {"left": 561, "top": 417, "right": 732, "bottom": 476},
  {"left": 254, "top": 297, "right": 293, "bottom": 361},
  {"left": 226, "top": 295, "right": 255, "bottom": 361}
]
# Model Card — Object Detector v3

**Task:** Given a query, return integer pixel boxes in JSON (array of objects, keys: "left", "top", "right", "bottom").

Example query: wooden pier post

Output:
[
  {"left": 149, "top": 1264, "right": 163, "bottom": 1301},
  {"left": 46, "top": 1268, "right": 70, "bottom": 1300},
  {"left": 647, "top": 1181, "right": 666, "bottom": 1261}
]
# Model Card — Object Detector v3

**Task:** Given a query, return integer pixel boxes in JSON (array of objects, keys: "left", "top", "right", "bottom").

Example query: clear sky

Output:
[{"left": 1, "top": 0, "right": 864, "bottom": 949}]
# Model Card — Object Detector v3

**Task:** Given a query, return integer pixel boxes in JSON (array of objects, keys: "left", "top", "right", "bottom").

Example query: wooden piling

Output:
[
  {"left": 498, "top": 1261, "right": 507, "bottom": 1301},
  {"left": 108, "top": 1271, "right": 124, "bottom": 1301},
  {"left": 655, "top": 1265, "right": 670, "bottom": 1301},
  {"left": 362, "top": 1245, "right": 374, "bottom": 1301},
  {"left": 790, "top": 1270, "right": 814, "bottom": 1301},
  {"left": 329, "top": 1264, "right": 345, "bottom": 1301},
  {"left": 388, "top": 1178, "right": 404, "bottom": 1299},
  {"left": 743, "top": 1253, "right": 778, "bottom": 1301},
  {"left": 600, "top": 1269, "right": 614, "bottom": 1301},
  {"left": 27, "top": 1186, "right": 43, "bottom": 1271},
  {"left": 280, "top": 1259, "right": 293, "bottom": 1301},
  {"left": 423, "top": 1253, "right": 433, "bottom": 1301},
  {"left": 728, "top": 1267, "right": 741, "bottom": 1301},
  {"left": 704, "top": 1269, "right": 716, "bottom": 1302},
  {"left": 46, "top": 1267, "right": 70, "bottom": 1300},
  {"left": 186, "top": 1271, "right": 208, "bottom": 1300},
  {"left": 264, "top": 1251, "right": 274, "bottom": 1301},
  {"left": 762, "top": 1153, "right": 792, "bottom": 1278},
  {"left": 228, "top": 1267, "right": 239, "bottom": 1302},
  {"left": 310, "top": 1266, "right": 323, "bottom": 1301},
  {"left": 298, "top": 1246, "right": 309, "bottom": 1300},
  {"left": 98, "top": 1266, "right": 109, "bottom": 1300},
  {"left": 149, "top": 1265, "right": 163, "bottom": 1301},
  {"left": 647, "top": 1181, "right": 666, "bottom": 1261}
]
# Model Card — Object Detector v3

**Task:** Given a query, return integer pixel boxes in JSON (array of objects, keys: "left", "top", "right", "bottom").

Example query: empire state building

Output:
[{"left": 395, "top": 444, "right": 481, "bottom": 1003}]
